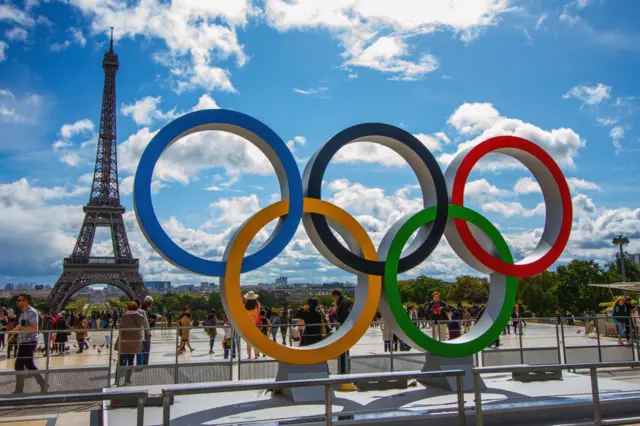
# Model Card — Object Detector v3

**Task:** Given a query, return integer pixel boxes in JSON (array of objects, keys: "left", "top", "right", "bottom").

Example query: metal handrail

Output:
[
  {"left": 0, "top": 389, "right": 147, "bottom": 426},
  {"left": 472, "top": 360, "right": 640, "bottom": 426},
  {"left": 161, "top": 369, "right": 467, "bottom": 426},
  {"left": 474, "top": 360, "right": 640, "bottom": 374}
]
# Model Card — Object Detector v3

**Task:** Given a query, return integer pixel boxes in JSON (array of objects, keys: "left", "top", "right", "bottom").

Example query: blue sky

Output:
[{"left": 0, "top": 0, "right": 639, "bottom": 287}]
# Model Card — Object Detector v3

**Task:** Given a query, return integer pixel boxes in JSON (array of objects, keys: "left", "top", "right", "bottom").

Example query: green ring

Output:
[{"left": 383, "top": 204, "right": 517, "bottom": 358}]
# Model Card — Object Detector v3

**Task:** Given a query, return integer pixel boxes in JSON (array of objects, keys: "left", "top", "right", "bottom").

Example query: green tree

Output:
[
  {"left": 207, "top": 292, "right": 223, "bottom": 313},
  {"left": 518, "top": 271, "right": 559, "bottom": 317},
  {"left": 447, "top": 275, "right": 489, "bottom": 303},
  {"left": 398, "top": 276, "right": 449, "bottom": 304},
  {"left": 605, "top": 253, "right": 640, "bottom": 282},
  {"left": 555, "top": 260, "right": 610, "bottom": 314}
]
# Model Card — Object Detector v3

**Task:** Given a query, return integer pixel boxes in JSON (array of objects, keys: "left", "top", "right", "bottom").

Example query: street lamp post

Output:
[{"left": 612, "top": 235, "right": 630, "bottom": 295}]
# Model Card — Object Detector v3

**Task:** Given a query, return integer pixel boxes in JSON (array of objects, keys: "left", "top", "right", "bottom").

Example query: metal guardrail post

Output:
[
  {"left": 44, "top": 332, "right": 51, "bottom": 393},
  {"left": 325, "top": 384, "right": 333, "bottom": 426},
  {"left": 388, "top": 322, "right": 395, "bottom": 372},
  {"left": 107, "top": 327, "right": 115, "bottom": 387},
  {"left": 474, "top": 372, "right": 483, "bottom": 426},
  {"left": 518, "top": 320, "right": 524, "bottom": 364},
  {"left": 560, "top": 319, "right": 568, "bottom": 365},
  {"left": 116, "top": 330, "right": 122, "bottom": 385},
  {"left": 555, "top": 321, "right": 562, "bottom": 364},
  {"left": 237, "top": 330, "right": 242, "bottom": 380},
  {"left": 456, "top": 374, "right": 466, "bottom": 426},
  {"left": 174, "top": 326, "right": 180, "bottom": 384},
  {"left": 595, "top": 317, "right": 602, "bottom": 362},
  {"left": 163, "top": 393, "right": 171, "bottom": 426},
  {"left": 590, "top": 367, "right": 601, "bottom": 425},
  {"left": 228, "top": 327, "right": 234, "bottom": 381},
  {"left": 136, "top": 395, "right": 145, "bottom": 426}
]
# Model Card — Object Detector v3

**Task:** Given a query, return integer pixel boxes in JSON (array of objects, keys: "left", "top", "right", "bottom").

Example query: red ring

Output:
[{"left": 451, "top": 136, "right": 572, "bottom": 278}]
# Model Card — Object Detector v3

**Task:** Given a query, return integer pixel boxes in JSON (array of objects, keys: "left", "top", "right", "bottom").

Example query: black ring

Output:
[{"left": 303, "top": 123, "right": 449, "bottom": 276}]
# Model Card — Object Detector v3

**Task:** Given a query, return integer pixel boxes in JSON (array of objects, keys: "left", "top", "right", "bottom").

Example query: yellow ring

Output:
[{"left": 223, "top": 198, "right": 381, "bottom": 364}]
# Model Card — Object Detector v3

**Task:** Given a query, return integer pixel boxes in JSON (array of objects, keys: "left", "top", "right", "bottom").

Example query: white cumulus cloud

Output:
[{"left": 563, "top": 82, "right": 611, "bottom": 106}]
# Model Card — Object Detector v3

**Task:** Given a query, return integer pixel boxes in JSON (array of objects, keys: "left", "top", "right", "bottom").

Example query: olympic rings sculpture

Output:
[{"left": 133, "top": 109, "right": 572, "bottom": 363}]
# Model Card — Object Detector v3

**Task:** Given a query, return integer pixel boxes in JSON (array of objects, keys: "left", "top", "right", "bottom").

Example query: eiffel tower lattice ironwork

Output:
[{"left": 46, "top": 29, "right": 148, "bottom": 313}]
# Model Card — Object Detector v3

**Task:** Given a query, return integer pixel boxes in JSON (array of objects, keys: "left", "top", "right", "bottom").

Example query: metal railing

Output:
[
  {"left": 473, "top": 361, "right": 640, "bottom": 426},
  {"left": 161, "top": 369, "right": 467, "bottom": 426},
  {"left": 1, "top": 316, "right": 637, "bottom": 396},
  {"left": 0, "top": 388, "right": 147, "bottom": 426}
]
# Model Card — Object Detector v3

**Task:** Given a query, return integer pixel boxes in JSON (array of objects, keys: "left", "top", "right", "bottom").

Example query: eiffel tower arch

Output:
[{"left": 46, "top": 29, "right": 148, "bottom": 314}]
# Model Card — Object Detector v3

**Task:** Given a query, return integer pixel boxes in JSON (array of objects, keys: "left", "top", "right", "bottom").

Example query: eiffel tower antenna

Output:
[{"left": 46, "top": 36, "right": 147, "bottom": 313}]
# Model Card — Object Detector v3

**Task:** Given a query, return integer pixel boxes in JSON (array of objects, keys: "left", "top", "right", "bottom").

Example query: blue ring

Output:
[{"left": 133, "top": 109, "right": 303, "bottom": 276}]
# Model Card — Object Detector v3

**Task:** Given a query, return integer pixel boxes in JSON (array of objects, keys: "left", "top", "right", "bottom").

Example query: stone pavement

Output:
[{"left": 0, "top": 321, "right": 615, "bottom": 372}]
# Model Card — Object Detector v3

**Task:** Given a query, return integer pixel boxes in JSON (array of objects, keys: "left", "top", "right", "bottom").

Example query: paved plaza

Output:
[{"left": 0, "top": 321, "right": 622, "bottom": 372}]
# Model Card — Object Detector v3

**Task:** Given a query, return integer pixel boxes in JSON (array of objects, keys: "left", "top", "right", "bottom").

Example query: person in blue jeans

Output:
[
  {"left": 613, "top": 298, "right": 631, "bottom": 345},
  {"left": 135, "top": 296, "right": 152, "bottom": 366}
]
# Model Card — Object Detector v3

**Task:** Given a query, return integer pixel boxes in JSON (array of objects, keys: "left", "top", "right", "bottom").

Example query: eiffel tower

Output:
[{"left": 46, "top": 29, "right": 148, "bottom": 313}]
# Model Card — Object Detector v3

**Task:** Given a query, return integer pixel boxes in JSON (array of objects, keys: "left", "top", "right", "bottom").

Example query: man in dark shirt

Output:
[
  {"left": 332, "top": 290, "right": 352, "bottom": 374},
  {"left": 425, "top": 291, "right": 450, "bottom": 342}
]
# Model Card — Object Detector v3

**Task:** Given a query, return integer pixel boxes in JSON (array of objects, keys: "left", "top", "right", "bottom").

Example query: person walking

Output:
[
  {"left": 136, "top": 296, "right": 153, "bottom": 366},
  {"left": 41, "top": 311, "right": 53, "bottom": 356},
  {"left": 116, "top": 301, "right": 145, "bottom": 385},
  {"left": 203, "top": 311, "right": 218, "bottom": 354},
  {"left": 6, "top": 316, "right": 18, "bottom": 358},
  {"left": 13, "top": 294, "right": 46, "bottom": 394},
  {"left": 410, "top": 306, "right": 418, "bottom": 325},
  {"left": 280, "top": 308, "right": 290, "bottom": 346},
  {"left": 53, "top": 312, "right": 69, "bottom": 354},
  {"left": 332, "top": 289, "right": 352, "bottom": 374},
  {"left": 511, "top": 308, "right": 520, "bottom": 335},
  {"left": 613, "top": 298, "right": 631, "bottom": 345},
  {"left": 381, "top": 317, "right": 392, "bottom": 352},
  {"left": 243, "top": 291, "right": 261, "bottom": 359},
  {"left": 76, "top": 314, "right": 89, "bottom": 353},
  {"left": 269, "top": 312, "right": 281, "bottom": 342},
  {"left": 296, "top": 299, "right": 325, "bottom": 346},
  {"left": 517, "top": 304, "right": 527, "bottom": 327},
  {"left": 461, "top": 307, "right": 472, "bottom": 333},
  {"left": 176, "top": 310, "right": 194, "bottom": 353}
]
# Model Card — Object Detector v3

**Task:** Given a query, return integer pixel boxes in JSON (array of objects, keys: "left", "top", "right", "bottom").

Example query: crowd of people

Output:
[
  {"left": 239, "top": 289, "right": 352, "bottom": 358},
  {"left": 377, "top": 291, "right": 528, "bottom": 350},
  {"left": 5, "top": 288, "right": 640, "bottom": 393}
]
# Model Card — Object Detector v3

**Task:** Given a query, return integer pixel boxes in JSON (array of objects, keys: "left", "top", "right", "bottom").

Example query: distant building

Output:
[
  {"left": 275, "top": 276, "right": 288, "bottom": 286},
  {"left": 146, "top": 281, "right": 172, "bottom": 293},
  {"left": 200, "top": 282, "right": 218, "bottom": 291},
  {"left": 16, "top": 283, "right": 35, "bottom": 291},
  {"left": 631, "top": 253, "right": 640, "bottom": 267},
  {"left": 4, "top": 283, "right": 15, "bottom": 291},
  {"left": 174, "top": 284, "right": 196, "bottom": 293}
]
